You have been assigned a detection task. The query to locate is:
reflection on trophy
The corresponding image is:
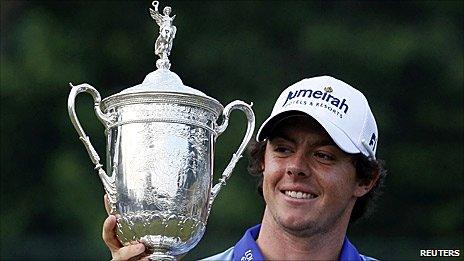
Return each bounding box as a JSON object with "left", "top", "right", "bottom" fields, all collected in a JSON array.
[{"left": 67, "top": 1, "right": 255, "bottom": 260}]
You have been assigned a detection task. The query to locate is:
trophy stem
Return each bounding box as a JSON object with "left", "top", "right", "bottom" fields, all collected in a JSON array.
[{"left": 146, "top": 252, "right": 176, "bottom": 261}]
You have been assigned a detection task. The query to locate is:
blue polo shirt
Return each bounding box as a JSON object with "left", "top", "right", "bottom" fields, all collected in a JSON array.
[{"left": 202, "top": 224, "right": 377, "bottom": 261}]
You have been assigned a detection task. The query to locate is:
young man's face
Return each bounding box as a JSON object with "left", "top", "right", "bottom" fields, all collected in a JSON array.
[{"left": 261, "top": 116, "right": 369, "bottom": 237}]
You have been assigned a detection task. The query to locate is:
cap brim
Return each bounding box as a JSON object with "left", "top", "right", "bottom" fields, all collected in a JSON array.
[{"left": 257, "top": 110, "right": 360, "bottom": 154}]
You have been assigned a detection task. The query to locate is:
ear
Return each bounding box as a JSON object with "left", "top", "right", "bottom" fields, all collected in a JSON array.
[{"left": 353, "top": 168, "right": 380, "bottom": 198}]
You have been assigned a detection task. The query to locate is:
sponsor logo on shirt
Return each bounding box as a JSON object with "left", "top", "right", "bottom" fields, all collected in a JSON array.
[{"left": 240, "top": 249, "right": 253, "bottom": 261}]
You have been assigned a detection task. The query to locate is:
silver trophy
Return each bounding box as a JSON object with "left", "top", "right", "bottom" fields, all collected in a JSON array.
[{"left": 67, "top": 1, "right": 255, "bottom": 260}]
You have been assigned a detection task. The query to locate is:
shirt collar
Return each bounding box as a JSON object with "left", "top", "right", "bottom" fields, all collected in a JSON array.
[
  {"left": 339, "top": 236, "right": 363, "bottom": 261},
  {"left": 233, "top": 224, "right": 363, "bottom": 261}
]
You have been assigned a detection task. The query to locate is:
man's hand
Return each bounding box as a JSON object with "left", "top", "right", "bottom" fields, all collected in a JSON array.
[{"left": 102, "top": 194, "right": 147, "bottom": 260}]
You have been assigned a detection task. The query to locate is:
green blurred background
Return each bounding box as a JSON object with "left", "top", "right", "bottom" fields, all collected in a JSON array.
[{"left": 1, "top": 0, "right": 462, "bottom": 260}]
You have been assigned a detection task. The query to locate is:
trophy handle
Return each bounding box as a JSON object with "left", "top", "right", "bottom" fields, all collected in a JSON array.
[
  {"left": 208, "top": 100, "right": 255, "bottom": 214},
  {"left": 67, "top": 83, "right": 117, "bottom": 213}
]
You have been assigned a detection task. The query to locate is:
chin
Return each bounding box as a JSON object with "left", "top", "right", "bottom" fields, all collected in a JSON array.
[
  {"left": 281, "top": 220, "right": 320, "bottom": 237},
  {"left": 277, "top": 214, "right": 318, "bottom": 233}
]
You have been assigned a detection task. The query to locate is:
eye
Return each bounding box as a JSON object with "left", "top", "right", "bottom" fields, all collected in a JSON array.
[
  {"left": 274, "top": 146, "right": 291, "bottom": 154},
  {"left": 313, "top": 151, "right": 335, "bottom": 162}
]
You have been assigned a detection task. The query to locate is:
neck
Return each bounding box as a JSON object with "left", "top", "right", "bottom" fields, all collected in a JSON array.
[{"left": 256, "top": 208, "right": 349, "bottom": 260}]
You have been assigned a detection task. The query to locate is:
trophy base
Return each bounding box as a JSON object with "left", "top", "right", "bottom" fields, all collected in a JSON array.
[{"left": 147, "top": 252, "right": 176, "bottom": 261}]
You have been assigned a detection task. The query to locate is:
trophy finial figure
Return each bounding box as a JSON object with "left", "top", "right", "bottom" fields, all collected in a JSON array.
[{"left": 149, "top": 1, "right": 177, "bottom": 70}]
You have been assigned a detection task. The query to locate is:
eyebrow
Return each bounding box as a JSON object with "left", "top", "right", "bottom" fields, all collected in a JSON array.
[{"left": 269, "top": 132, "right": 296, "bottom": 144}]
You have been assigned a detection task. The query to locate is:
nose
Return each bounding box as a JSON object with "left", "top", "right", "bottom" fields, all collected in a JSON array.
[{"left": 285, "top": 152, "right": 308, "bottom": 177}]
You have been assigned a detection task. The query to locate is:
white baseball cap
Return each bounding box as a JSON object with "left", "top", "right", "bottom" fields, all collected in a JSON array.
[{"left": 256, "top": 76, "right": 378, "bottom": 159}]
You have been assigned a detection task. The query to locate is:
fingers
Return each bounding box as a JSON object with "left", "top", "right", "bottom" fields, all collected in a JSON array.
[
  {"left": 104, "top": 194, "right": 111, "bottom": 215},
  {"left": 102, "top": 215, "right": 123, "bottom": 251},
  {"left": 102, "top": 215, "right": 146, "bottom": 260}
]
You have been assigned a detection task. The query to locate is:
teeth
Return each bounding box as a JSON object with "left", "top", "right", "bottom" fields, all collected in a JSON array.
[{"left": 284, "top": 190, "right": 316, "bottom": 199}]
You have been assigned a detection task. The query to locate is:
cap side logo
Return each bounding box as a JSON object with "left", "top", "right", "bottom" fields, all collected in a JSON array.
[
  {"left": 369, "top": 133, "right": 377, "bottom": 151},
  {"left": 324, "top": 86, "right": 333, "bottom": 92}
]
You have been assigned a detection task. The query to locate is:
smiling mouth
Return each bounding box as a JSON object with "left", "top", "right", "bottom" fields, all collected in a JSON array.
[{"left": 283, "top": 190, "right": 318, "bottom": 199}]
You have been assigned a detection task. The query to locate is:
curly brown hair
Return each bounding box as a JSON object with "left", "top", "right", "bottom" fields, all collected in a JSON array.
[{"left": 247, "top": 139, "right": 387, "bottom": 223}]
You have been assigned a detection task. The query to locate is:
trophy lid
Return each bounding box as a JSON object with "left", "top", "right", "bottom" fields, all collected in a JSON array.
[{"left": 118, "top": 69, "right": 207, "bottom": 97}]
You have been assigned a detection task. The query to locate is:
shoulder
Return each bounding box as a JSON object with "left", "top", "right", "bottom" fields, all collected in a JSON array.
[
  {"left": 199, "top": 247, "right": 234, "bottom": 261},
  {"left": 360, "top": 254, "right": 379, "bottom": 261}
]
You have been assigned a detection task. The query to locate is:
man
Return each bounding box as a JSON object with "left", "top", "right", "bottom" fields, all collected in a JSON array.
[{"left": 102, "top": 75, "right": 387, "bottom": 260}]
